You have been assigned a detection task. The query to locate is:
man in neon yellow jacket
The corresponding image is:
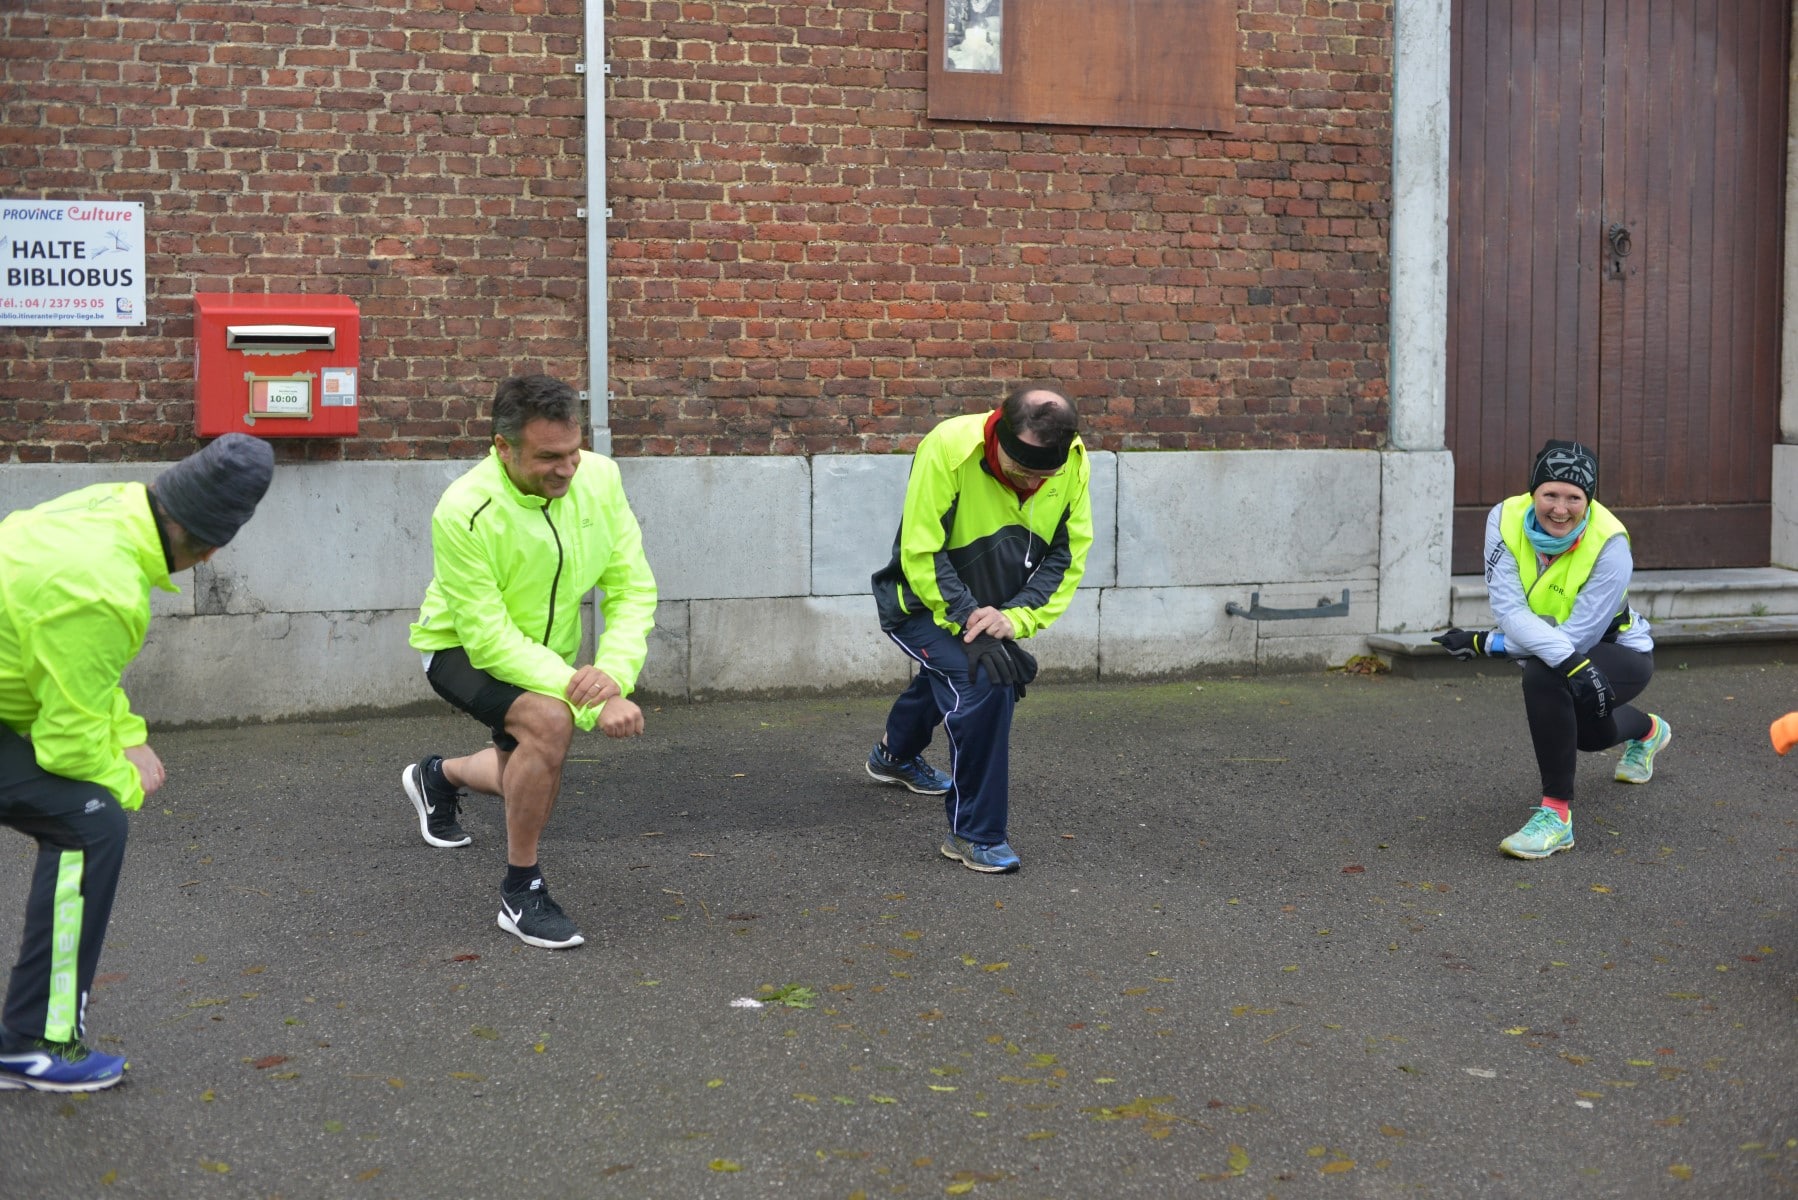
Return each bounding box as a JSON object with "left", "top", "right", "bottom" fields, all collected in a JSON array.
[
  {"left": 866, "top": 386, "right": 1092, "bottom": 873},
  {"left": 405, "top": 375, "right": 657, "bottom": 950},
  {"left": 0, "top": 434, "right": 274, "bottom": 1091}
]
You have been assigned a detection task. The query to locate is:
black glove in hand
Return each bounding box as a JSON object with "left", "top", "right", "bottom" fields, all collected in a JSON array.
[
  {"left": 1555, "top": 654, "right": 1615, "bottom": 721},
  {"left": 1431, "top": 628, "right": 1493, "bottom": 662},
  {"left": 1002, "top": 640, "right": 1038, "bottom": 700},
  {"left": 964, "top": 634, "right": 1021, "bottom": 691}
]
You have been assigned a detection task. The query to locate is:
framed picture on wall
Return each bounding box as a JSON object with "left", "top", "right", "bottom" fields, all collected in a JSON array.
[
  {"left": 944, "top": 0, "right": 1004, "bottom": 73},
  {"left": 927, "top": 0, "right": 1236, "bottom": 132}
]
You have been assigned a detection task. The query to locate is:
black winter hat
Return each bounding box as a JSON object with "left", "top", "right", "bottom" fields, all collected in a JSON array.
[
  {"left": 1529, "top": 439, "right": 1598, "bottom": 500},
  {"left": 153, "top": 433, "right": 275, "bottom": 547}
]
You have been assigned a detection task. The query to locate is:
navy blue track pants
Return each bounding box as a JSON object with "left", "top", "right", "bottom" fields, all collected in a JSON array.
[{"left": 882, "top": 612, "right": 1017, "bottom": 846}]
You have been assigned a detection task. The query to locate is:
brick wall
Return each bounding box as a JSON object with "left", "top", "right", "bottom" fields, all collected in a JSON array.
[{"left": 1, "top": 0, "right": 1392, "bottom": 463}]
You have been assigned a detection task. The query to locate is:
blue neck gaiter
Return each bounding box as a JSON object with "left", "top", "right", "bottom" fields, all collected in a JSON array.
[{"left": 1524, "top": 507, "right": 1587, "bottom": 557}]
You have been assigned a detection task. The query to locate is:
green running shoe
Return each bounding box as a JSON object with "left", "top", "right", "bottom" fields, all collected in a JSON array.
[
  {"left": 1614, "top": 716, "right": 1671, "bottom": 784},
  {"left": 1499, "top": 806, "right": 1575, "bottom": 859}
]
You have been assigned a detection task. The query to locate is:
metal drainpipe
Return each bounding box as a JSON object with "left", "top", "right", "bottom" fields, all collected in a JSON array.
[{"left": 583, "top": 0, "right": 611, "bottom": 455}]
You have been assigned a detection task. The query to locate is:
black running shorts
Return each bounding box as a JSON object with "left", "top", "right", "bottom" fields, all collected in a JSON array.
[{"left": 424, "top": 646, "right": 525, "bottom": 753}]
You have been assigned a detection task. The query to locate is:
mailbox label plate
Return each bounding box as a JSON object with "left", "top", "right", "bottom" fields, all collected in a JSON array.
[{"left": 247, "top": 374, "right": 312, "bottom": 420}]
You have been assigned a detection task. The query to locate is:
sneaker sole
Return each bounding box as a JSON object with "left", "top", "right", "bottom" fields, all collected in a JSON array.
[
  {"left": 496, "top": 910, "right": 585, "bottom": 950},
  {"left": 0, "top": 1070, "right": 124, "bottom": 1092},
  {"left": 1499, "top": 837, "right": 1575, "bottom": 860},
  {"left": 940, "top": 843, "right": 1019, "bottom": 873},
  {"left": 401, "top": 765, "right": 472, "bottom": 849},
  {"left": 866, "top": 761, "right": 949, "bottom": 795}
]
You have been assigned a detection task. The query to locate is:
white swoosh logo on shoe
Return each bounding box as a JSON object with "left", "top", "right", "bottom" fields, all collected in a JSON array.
[
  {"left": 0, "top": 1052, "right": 55, "bottom": 1076},
  {"left": 501, "top": 899, "right": 523, "bottom": 923}
]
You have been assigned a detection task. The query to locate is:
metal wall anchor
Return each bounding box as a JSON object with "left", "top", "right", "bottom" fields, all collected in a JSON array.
[{"left": 1225, "top": 589, "right": 1351, "bottom": 621}]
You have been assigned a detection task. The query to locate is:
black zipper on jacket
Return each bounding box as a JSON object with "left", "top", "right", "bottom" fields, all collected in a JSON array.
[{"left": 541, "top": 503, "right": 564, "bottom": 644}]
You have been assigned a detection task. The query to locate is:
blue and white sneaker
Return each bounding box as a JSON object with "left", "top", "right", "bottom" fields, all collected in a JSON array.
[
  {"left": 941, "top": 833, "right": 1021, "bottom": 874},
  {"left": 0, "top": 1037, "right": 126, "bottom": 1092},
  {"left": 866, "top": 743, "right": 952, "bottom": 795}
]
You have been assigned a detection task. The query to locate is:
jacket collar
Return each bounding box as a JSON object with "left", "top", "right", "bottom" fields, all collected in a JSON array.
[
  {"left": 488, "top": 446, "right": 551, "bottom": 508},
  {"left": 135, "top": 485, "right": 178, "bottom": 593}
]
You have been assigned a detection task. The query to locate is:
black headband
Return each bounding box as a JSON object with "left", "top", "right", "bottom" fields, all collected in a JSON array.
[{"left": 996, "top": 415, "right": 1069, "bottom": 472}]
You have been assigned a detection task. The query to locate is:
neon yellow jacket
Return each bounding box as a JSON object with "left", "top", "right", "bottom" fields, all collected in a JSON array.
[
  {"left": 0, "top": 482, "right": 170, "bottom": 811},
  {"left": 872, "top": 412, "right": 1093, "bottom": 637},
  {"left": 410, "top": 449, "right": 657, "bottom": 730}
]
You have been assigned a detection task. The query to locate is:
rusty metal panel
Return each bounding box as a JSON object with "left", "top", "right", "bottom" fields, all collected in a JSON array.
[{"left": 928, "top": 0, "right": 1236, "bottom": 132}]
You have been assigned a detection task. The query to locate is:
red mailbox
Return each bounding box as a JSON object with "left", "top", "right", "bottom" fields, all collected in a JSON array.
[{"left": 194, "top": 293, "right": 360, "bottom": 437}]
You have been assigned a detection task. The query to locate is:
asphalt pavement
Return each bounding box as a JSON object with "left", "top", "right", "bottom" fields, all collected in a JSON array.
[{"left": 1, "top": 660, "right": 1795, "bottom": 1199}]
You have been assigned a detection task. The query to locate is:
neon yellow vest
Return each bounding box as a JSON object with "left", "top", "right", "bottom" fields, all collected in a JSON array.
[{"left": 1498, "top": 493, "right": 1629, "bottom": 625}]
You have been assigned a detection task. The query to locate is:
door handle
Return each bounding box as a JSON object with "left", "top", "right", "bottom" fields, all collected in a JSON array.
[{"left": 1607, "top": 222, "right": 1632, "bottom": 279}]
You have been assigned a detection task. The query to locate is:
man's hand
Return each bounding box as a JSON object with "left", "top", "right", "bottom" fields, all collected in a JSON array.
[
  {"left": 1555, "top": 654, "right": 1616, "bottom": 722},
  {"left": 124, "top": 743, "right": 165, "bottom": 796},
  {"left": 964, "top": 634, "right": 1021, "bottom": 690},
  {"left": 1431, "top": 628, "right": 1495, "bottom": 661},
  {"left": 597, "top": 696, "right": 644, "bottom": 739},
  {"left": 566, "top": 666, "right": 622, "bottom": 711},
  {"left": 961, "top": 606, "right": 1016, "bottom": 642}
]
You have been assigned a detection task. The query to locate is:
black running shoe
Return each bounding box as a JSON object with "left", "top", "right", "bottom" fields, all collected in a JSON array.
[
  {"left": 497, "top": 882, "right": 585, "bottom": 950},
  {"left": 401, "top": 755, "right": 471, "bottom": 848}
]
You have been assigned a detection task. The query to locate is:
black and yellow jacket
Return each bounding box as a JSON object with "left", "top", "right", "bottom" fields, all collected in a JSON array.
[{"left": 873, "top": 412, "right": 1093, "bottom": 637}]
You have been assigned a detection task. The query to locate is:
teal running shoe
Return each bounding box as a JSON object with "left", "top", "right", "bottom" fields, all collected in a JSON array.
[
  {"left": 1614, "top": 716, "right": 1671, "bottom": 784},
  {"left": 1500, "top": 806, "right": 1575, "bottom": 859},
  {"left": 940, "top": 834, "right": 1020, "bottom": 873}
]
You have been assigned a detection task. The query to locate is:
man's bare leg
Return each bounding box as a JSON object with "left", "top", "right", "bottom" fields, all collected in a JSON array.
[
  {"left": 490, "top": 693, "right": 583, "bottom": 949},
  {"left": 495, "top": 692, "right": 572, "bottom": 867},
  {"left": 440, "top": 747, "right": 503, "bottom": 796}
]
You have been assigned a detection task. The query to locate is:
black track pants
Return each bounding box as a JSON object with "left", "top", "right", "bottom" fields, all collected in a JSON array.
[{"left": 0, "top": 725, "right": 128, "bottom": 1044}]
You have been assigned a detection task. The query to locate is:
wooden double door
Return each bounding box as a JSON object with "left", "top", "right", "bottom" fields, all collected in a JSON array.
[{"left": 1448, "top": 0, "right": 1789, "bottom": 572}]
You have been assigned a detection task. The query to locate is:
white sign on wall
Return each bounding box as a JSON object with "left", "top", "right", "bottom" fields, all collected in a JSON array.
[{"left": 0, "top": 200, "right": 147, "bottom": 327}]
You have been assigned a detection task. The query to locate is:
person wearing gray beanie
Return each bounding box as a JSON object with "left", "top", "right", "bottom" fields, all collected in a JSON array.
[
  {"left": 0, "top": 435, "right": 274, "bottom": 1091},
  {"left": 149, "top": 432, "right": 275, "bottom": 552}
]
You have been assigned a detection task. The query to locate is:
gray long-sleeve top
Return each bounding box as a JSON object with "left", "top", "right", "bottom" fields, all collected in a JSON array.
[{"left": 1482, "top": 501, "right": 1654, "bottom": 664}]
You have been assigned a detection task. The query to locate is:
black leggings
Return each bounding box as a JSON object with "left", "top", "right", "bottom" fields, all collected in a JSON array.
[{"left": 1521, "top": 642, "right": 1655, "bottom": 803}]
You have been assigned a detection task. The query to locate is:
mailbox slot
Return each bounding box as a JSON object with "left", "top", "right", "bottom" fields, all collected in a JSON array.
[{"left": 227, "top": 324, "right": 337, "bottom": 354}]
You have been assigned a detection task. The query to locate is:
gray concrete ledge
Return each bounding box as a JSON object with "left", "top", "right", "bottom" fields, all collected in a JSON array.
[
  {"left": 1450, "top": 568, "right": 1798, "bottom": 625},
  {"left": 1370, "top": 616, "right": 1798, "bottom": 678}
]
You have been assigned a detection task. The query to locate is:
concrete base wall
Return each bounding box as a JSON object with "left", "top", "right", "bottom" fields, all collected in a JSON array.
[{"left": 1, "top": 449, "right": 1446, "bottom": 723}]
